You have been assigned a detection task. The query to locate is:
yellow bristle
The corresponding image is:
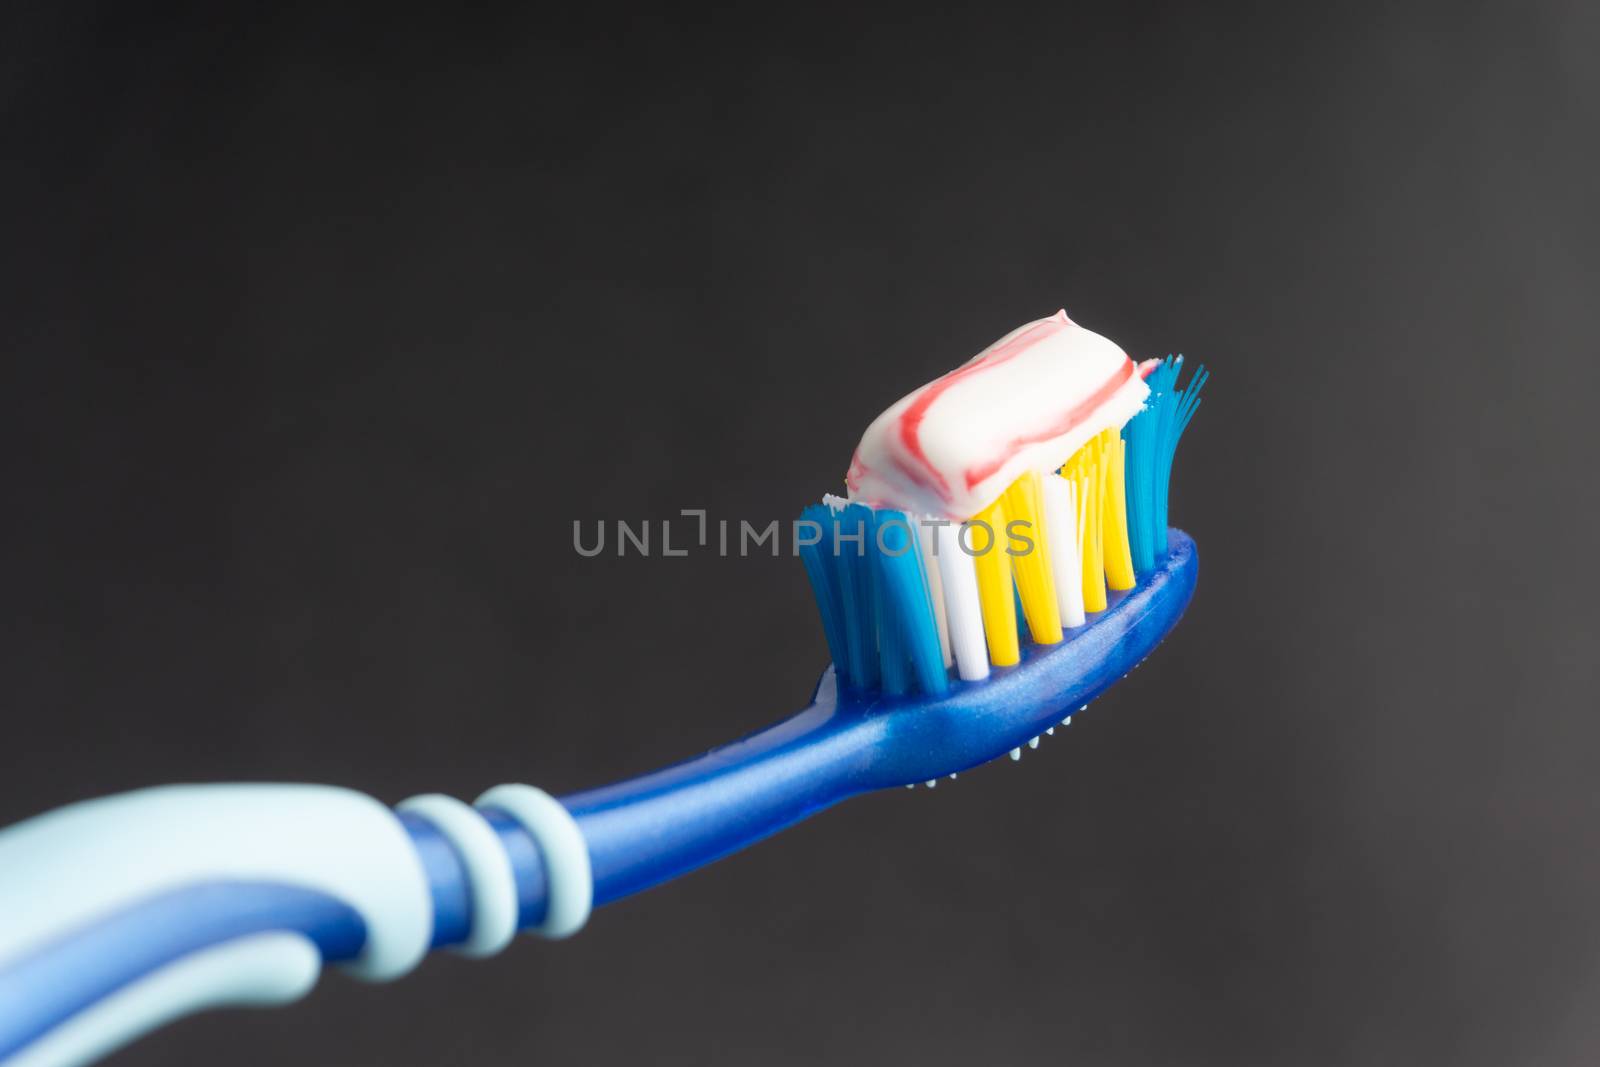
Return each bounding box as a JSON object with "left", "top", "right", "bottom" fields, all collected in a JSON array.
[
  {"left": 969, "top": 497, "right": 1020, "bottom": 667},
  {"left": 1102, "top": 431, "right": 1136, "bottom": 591},
  {"left": 1074, "top": 435, "right": 1108, "bottom": 613},
  {"left": 1001, "top": 471, "right": 1063, "bottom": 645}
]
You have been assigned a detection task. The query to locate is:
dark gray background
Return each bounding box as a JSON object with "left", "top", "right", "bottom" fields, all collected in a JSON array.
[{"left": 3, "top": 3, "right": 1597, "bottom": 1065}]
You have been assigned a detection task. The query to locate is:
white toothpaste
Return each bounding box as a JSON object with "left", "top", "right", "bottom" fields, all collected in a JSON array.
[{"left": 845, "top": 310, "right": 1150, "bottom": 520}]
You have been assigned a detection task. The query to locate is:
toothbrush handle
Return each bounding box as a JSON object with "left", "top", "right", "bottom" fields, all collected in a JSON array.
[
  {"left": 0, "top": 726, "right": 864, "bottom": 1067},
  {"left": 0, "top": 784, "right": 437, "bottom": 1067},
  {"left": 0, "top": 535, "right": 1199, "bottom": 1066}
]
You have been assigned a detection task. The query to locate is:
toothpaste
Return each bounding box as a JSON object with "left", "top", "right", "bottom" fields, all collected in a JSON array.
[{"left": 845, "top": 310, "right": 1151, "bottom": 520}]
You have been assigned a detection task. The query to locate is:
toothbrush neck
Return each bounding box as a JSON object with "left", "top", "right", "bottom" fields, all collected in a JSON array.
[{"left": 562, "top": 679, "right": 879, "bottom": 907}]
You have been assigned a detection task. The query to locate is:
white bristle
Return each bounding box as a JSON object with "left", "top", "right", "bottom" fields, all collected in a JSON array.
[
  {"left": 934, "top": 521, "right": 989, "bottom": 681},
  {"left": 1041, "top": 473, "right": 1086, "bottom": 628},
  {"left": 915, "top": 517, "right": 954, "bottom": 669}
]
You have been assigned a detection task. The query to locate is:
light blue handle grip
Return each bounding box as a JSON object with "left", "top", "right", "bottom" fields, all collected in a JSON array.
[
  {"left": 5, "top": 933, "right": 319, "bottom": 1067},
  {"left": 0, "top": 784, "right": 434, "bottom": 1067}
]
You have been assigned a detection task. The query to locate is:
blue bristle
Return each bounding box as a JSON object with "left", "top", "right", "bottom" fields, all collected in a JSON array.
[
  {"left": 869, "top": 511, "right": 912, "bottom": 696},
  {"left": 1158, "top": 364, "right": 1206, "bottom": 537},
  {"left": 798, "top": 503, "right": 850, "bottom": 681},
  {"left": 835, "top": 504, "right": 880, "bottom": 691},
  {"left": 898, "top": 521, "right": 949, "bottom": 696},
  {"left": 1122, "top": 355, "right": 1206, "bottom": 572},
  {"left": 873, "top": 510, "right": 949, "bottom": 697},
  {"left": 797, "top": 501, "right": 952, "bottom": 698}
]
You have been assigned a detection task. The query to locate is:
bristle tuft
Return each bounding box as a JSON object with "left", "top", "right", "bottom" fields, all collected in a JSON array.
[
  {"left": 1103, "top": 434, "right": 1136, "bottom": 591},
  {"left": 1123, "top": 356, "right": 1207, "bottom": 573},
  {"left": 873, "top": 509, "right": 949, "bottom": 696},
  {"left": 1003, "top": 471, "right": 1064, "bottom": 645},
  {"left": 971, "top": 496, "right": 1020, "bottom": 667}
]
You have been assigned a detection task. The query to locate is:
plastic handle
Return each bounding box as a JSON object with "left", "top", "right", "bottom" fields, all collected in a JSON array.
[
  {"left": 0, "top": 784, "right": 435, "bottom": 1066},
  {"left": 5, "top": 934, "right": 320, "bottom": 1067}
]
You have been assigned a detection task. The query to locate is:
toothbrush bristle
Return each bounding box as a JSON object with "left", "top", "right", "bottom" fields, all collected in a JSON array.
[
  {"left": 971, "top": 494, "right": 1019, "bottom": 667},
  {"left": 801, "top": 501, "right": 950, "bottom": 697},
  {"left": 1004, "top": 471, "right": 1064, "bottom": 645},
  {"left": 801, "top": 355, "right": 1206, "bottom": 698},
  {"left": 1125, "top": 355, "right": 1207, "bottom": 573}
]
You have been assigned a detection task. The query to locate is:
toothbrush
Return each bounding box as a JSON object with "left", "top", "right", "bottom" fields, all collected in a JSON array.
[{"left": 0, "top": 314, "right": 1205, "bottom": 1067}]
